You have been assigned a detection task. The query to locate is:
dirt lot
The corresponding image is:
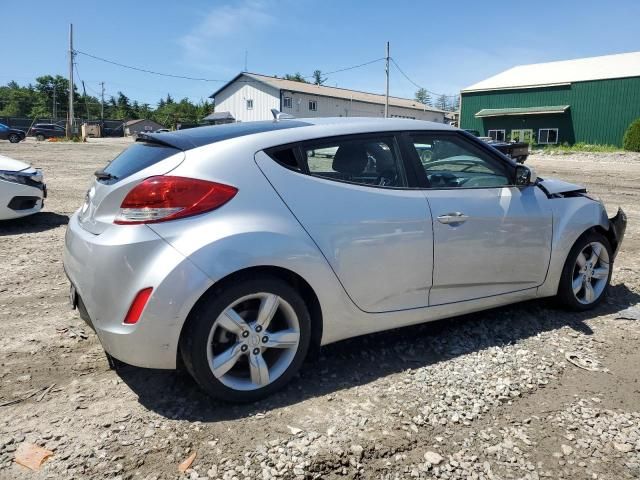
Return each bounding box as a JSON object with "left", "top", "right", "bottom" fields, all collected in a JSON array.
[{"left": 1, "top": 139, "right": 639, "bottom": 480}]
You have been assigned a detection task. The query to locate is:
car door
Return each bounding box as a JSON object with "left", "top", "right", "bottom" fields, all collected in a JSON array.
[
  {"left": 406, "top": 132, "right": 552, "bottom": 306},
  {"left": 255, "top": 133, "right": 433, "bottom": 313},
  {"left": 0, "top": 123, "right": 9, "bottom": 140}
]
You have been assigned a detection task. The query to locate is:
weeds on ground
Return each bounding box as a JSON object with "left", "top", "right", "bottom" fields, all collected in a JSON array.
[{"left": 538, "top": 142, "right": 622, "bottom": 154}]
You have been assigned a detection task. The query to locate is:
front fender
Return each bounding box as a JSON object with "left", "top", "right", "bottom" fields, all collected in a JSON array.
[{"left": 537, "top": 197, "right": 609, "bottom": 297}]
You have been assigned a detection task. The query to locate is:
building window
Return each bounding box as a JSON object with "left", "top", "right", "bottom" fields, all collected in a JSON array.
[
  {"left": 308, "top": 100, "right": 317, "bottom": 111},
  {"left": 246, "top": 99, "right": 254, "bottom": 110},
  {"left": 538, "top": 128, "right": 558, "bottom": 144},
  {"left": 488, "top": 129, "right": 506, "bottom": 142},
  {"left": 511, "top": 129, "right": 533, "bottom": 143},
  {"left": 283, "top": 97, "right": 292, "bottom": 109}
]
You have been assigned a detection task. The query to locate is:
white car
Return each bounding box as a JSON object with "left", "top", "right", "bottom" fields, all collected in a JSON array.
[{"left": 0, "top": 154, "right": 47, "bottom": 220}]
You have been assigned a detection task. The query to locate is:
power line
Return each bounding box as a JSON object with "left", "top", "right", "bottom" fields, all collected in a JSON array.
[
  {"left": 304, "top": 57, "right": 385, "bottom": 80},
  {"left": 75, "top": 48, "right": 385, "bottom": 85},
  {"left": 75, "top": 50, "right": 229, "bottom": 82},
  {"left": 390, "top": 57, "right": 458, "bottom": 99}
]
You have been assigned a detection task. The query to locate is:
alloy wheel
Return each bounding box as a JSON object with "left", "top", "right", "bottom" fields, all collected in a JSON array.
[
  {"left": 572, "top": 241, "right": 610, "bottom": 305},
  {"left": 206, "top": 292, "right": 300, "bottom": 391}
]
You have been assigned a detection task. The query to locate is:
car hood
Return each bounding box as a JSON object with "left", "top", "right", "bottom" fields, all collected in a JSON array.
[
  {"left": 537, "top": 177, "right": 586, "bottom": 195},
  {"left": 0, "top": 154, "right": 35, "bottom": 173}
]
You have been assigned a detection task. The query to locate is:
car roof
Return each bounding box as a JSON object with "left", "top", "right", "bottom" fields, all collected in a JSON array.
[{"left": 142, "top": 117, "right": 456, "bottom": 151}]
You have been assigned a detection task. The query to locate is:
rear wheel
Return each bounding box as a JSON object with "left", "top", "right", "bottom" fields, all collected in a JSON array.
[
  {"left": 557, "top": 232, "right": 612, "bottom": 310},
  {"left": 8, "top": 133, "right": 20, "bottom": 143},
  {"left": 36, "top": 134, "right": 45, "bottom": 141},
  {"left": 181, "top": 275, "right": 311, "bottom": 402}
]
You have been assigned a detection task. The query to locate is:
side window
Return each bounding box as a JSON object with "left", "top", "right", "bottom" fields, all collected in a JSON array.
[
  {"left": 410, "top": 134, "right": 511, "bottom": 189},
  {"left": 303, "top": 136, "right": 407, "bottom": 188}
]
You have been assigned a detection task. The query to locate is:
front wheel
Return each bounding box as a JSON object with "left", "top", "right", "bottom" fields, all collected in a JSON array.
[
  {"left": 557, "top": 232, "right": 612, "bottom": 310},
  {"left": 180, "top": 275, "right": 311, "bottom": 402},
  {"left": 8, "top": 133, "right": 20, "bottom": 143},
  {"left": 36, "top": 134, "right": 45, "bottom": 141}
]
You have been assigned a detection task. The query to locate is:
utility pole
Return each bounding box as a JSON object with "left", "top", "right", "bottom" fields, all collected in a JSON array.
[
  {"left": 100, "top": 82, "right": 105, "bottom": 122},
  {"left": 244, "top": 50, "right": 248, "bottom": 72},
  {"left": 384, "top": 41, "right": 390, "bottom": 118},
  {"left": 53, "top": 83, "right": 57, "bottom": 120},
  {"left": 67, "top": 23, "right": 75, "bottom": 137}
]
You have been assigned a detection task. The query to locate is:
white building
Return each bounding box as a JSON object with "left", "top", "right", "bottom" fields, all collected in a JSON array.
[{"left": 210, "top": 72, "right": 446, "bottom": 123}]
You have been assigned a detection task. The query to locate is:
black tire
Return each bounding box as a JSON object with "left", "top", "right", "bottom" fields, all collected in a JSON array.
[
  {"left": 180, "top": 275, "right": 311, "bottom": 402},
  {"left": 8, "top": 134, "right": 20, "bottom": 143},
  {"left": 36, "top": 134, "right": 45, "bottom": 141},
  {"left": 556, "top": 231, "right": 613, "bottom": 311}
]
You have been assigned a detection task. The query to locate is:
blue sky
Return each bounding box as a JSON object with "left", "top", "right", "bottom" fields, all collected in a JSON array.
[{"left": 2, "top": 0, "right": 639, "bottom": 106}]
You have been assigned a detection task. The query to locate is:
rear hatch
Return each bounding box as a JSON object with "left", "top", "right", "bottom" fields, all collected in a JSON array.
[{"left": 78, "top": 139, "right": 185, "bottom": 234}]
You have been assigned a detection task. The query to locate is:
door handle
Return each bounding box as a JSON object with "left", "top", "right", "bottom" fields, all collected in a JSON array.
[{"left": 437, "top": 212, "right": 469, "bottom": 224}]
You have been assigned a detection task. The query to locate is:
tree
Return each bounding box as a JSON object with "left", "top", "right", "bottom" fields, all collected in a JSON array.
[
  {"left": 435, "top": 94, "right": 449, "bottom": 111},
  {"left": 0, "top": 76, "right": 212, "bottom": 126},
  {"left": 623, "top": 118, "right": 640, "bottom": 152},
  {"left": 115, "top": 91, "right": 133, "bottom": 119},
  {"left": 283, "top": 72, "right": 308, "bottom": 83},
  {"left": 452, "top": 95, "right": 460, "bottom": 112},
  {"left": 414, "top": 88, "right": 432, "bottom": 106},
  {"left": 312, "top": 70, "right": 327, "bottom": 86}
]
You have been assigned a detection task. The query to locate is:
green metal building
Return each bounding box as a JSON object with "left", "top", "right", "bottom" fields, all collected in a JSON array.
[{"left": 460, "top": 51, "right": 640, "bottom": 147}]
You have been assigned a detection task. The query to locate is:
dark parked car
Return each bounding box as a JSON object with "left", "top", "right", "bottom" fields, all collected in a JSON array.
[
  {"left": 0, "top": 123, "right": 26, "bottom": 143},
  {"left": 29, "top": 123, "right": 66, "bottom": 141},
  {"left": 464, "top": 129, "right": 529, "bottom": 164}
]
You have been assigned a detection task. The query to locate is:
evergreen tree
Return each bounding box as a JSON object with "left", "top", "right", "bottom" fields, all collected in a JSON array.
[{"left": 414, "top": 88, "right": 432, "bottom": 106}]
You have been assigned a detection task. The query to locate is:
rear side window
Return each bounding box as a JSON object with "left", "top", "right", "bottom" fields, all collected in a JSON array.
[
  {"left": 102, "top": 142, "right": 180, "bottom": 183},
  {"left": 303, "top": 136, "right": 407, "bottom": 188}
]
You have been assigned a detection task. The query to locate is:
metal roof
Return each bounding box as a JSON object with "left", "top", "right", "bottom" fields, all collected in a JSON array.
[
  {"left": 475, "top": 105, "right": 570, "bottom": 117},
  {"left": 463, "top": 51, "right": 640, "bottom": 92},
  {"left": 210, "top": 72, "right": 446, "bottom": 113}
]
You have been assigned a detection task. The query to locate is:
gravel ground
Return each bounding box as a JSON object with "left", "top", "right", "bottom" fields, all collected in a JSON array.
[{"left": 0, "top": 139, "right": 639, "bottom": 480}]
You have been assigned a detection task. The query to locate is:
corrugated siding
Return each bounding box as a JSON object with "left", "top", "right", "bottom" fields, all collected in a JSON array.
[
  {"left": 460, "top": 77, "right": 640, "bottom": 146},
  {"left": 281, "top": 92, "right": 445, "bottom": 122},
  {"left": 215, "top": 81, "right": 280, "bottom": 122}
]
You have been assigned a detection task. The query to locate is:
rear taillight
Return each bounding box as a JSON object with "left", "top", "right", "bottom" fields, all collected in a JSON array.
[
  {"left": 114, "top": 176, "right": 237, "bottom": 225},
  {"left": 123, "top": 287, "right": 153, "bottom": 324}
]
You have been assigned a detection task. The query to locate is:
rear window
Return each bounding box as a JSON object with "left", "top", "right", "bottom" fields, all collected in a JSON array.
[{"left": 102, "top": 142, "right": 180, "bottom": 183}]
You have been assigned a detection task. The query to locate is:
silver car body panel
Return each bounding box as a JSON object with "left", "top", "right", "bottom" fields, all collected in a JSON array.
[
  {"left": 537, "top": 178, "right": 586, "bottom": 195},
  {"left": 255, "top": 151, "right": 433, "bottom": 313},
  {"left": 62, "top": 117, "right": 618, "bottom": 369},
  {"left": 425, "top": 185, "right": 552, "bottom": 305}
]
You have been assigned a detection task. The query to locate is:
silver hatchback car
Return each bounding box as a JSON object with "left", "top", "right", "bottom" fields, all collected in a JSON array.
[{"left": 63, "top": 117, "right": 626, "bottom": 402}]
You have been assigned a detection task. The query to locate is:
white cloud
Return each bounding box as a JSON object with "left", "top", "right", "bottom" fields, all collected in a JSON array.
[{"left": 179, "top": 1, "right": 274, "bottom": 62}]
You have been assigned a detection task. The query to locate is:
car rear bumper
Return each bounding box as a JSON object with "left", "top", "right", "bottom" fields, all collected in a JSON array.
[
  {"left": 63, "top": 212, "right": 213, "bottom": 369},
  {"left": 609, "top": 207, "right": 627, "bottom": 259}
]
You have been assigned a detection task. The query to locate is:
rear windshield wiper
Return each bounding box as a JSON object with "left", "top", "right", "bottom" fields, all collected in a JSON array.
[{"left": 94, "top": 170, "right": 118, "bottom": 181}]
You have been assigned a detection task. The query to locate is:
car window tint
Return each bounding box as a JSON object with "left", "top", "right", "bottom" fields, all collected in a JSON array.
[
  {"left": 102, "top": 142, "right": 180, "bottom": 183},
  {"left": 302, "top": 137, "right": 407, "bottom": 188},
  {"left": 267, "top": 148, "right": 300, "bottom": 171},
  {"left": 410, "top": 134, "right": 510, "bottom": 189}
]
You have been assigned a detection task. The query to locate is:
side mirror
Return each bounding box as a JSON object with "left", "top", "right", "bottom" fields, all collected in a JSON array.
[{"left": 515, "top": 165, "right": 537, "bottom": 186}]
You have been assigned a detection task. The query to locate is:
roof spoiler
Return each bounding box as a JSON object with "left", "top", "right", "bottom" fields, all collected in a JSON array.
[{"left": 271, "top": 108, "right": 296, "bottom": 122}]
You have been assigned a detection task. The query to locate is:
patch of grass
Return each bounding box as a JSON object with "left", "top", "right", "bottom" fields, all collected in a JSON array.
[{"left": 538, "top": 142, "right": 622, "bottom": 154}]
